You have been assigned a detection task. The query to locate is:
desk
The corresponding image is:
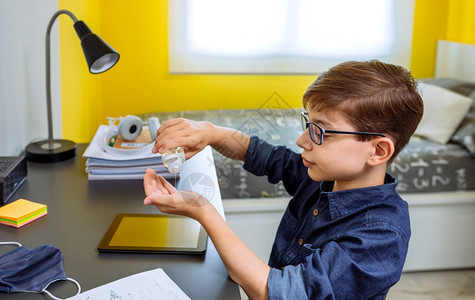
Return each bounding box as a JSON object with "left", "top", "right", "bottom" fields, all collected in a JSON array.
[{"left": 0, "top": 145, "right": 240, "bottom": 299}]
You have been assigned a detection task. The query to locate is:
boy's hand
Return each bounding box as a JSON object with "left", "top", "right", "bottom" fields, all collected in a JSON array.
[
  {"left": 143, "top": 169, "right": 209, "bottom": 221},
  {"left": 152, "top": 118, "right": 214, "bottom": 160},
  {"left": 151, "top": 117, "right": 250, "bottom": 162}
]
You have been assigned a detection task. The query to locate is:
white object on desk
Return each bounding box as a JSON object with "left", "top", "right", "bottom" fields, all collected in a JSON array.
[
  {"left": 178, "top": 146, "right": 225, "bottom": 219},
  {"left": 84, "top": 125, "right": 159, "bottom": 160},
  {"left": 83, "top": 125, "right": 179, "bottom": 180},
  {"left": 66, "top": 268, "right": 190, "bottom": 300}
]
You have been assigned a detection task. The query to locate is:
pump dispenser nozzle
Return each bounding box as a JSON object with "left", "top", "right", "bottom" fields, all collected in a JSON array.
[{"left": 162, "top": 147, "right": 185, "bottom": 173}]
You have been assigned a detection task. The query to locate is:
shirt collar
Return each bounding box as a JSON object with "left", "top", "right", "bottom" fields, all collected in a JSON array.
[{"left": 320, "top": 174, "right": 399, "bottom": 220}]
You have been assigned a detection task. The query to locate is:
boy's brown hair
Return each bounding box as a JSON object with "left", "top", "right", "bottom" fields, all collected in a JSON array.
[{"left": 302, "top": 60, "right": 423, "bottom": 162}]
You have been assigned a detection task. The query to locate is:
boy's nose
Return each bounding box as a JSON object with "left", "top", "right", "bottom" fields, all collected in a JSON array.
[{"left": 297, "top": 130, "right": 312, "bottom": 150}]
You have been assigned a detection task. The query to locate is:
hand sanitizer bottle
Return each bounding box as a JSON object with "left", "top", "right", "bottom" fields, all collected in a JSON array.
[{"left": 162, "top": 147, "right": 185, "bottom": 173}]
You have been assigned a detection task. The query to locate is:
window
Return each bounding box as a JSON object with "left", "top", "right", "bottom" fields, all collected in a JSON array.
[{"left": 169, "top": 0, "right": 415, "bottom": 74}]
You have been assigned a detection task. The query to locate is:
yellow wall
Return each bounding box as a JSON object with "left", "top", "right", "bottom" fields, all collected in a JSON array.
[
  {"left": 410, "top": 0, "right": 475, "bottom": 78},
  {"left": 59, "top": 1, "right": 103, "bottom": 143},
  {"left": 59, "top": 0, "right": 475, "bottom": 143},
  {"left": 446, "top": 0, "right": 475, "bottom": 44},
  {"left": 409, "top": 0, "right": 450, "bottom": 78}
]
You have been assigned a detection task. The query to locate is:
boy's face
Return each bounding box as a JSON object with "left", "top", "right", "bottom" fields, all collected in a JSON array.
[{"left": 297, "top": 108, "right": 377, "bottom": 190}]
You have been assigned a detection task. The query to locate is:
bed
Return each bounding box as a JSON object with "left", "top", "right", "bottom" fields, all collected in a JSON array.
[{"left": 141, "top": 40, "right": 475, "bottom": 271}]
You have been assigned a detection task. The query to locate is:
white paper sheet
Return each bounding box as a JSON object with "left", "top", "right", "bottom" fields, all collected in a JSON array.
[{"left": 67, "top": 268, "right": 190, "bottom": 300}]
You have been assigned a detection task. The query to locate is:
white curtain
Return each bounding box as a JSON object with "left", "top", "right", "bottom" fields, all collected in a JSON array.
[{"left": 169, "top": 0, "right": 415, "bottom": 74}]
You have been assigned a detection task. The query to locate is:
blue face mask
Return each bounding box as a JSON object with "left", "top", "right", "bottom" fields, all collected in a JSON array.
[{"left": 0, "top": 242, "right": 81, "bottom": 299}]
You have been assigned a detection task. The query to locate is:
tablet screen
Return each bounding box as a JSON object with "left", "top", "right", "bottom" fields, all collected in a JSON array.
[{"left": 98, "top": 214, "right": 207, "bottom": 254}]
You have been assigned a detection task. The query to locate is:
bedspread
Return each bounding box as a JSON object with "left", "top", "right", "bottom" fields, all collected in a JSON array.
[{"left": 141, "top": 107, "right": 475, "bottom": 198}]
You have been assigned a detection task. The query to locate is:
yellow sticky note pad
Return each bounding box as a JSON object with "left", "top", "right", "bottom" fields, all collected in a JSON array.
[{"left": 0, "top": 198, "right": 47, "bottom": 228}]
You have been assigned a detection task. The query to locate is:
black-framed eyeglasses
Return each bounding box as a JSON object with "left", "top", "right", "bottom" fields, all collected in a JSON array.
[{"left": 301, "top": 112, "right": 385, "bottom": 145}]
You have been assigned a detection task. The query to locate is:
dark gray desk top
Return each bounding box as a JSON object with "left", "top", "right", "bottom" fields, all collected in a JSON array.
[{"left": 0, "top": 144, "right": 240, "bottom": 299}]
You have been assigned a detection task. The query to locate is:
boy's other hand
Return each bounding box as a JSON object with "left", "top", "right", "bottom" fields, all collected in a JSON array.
[{"left": 143, "top": 169, "right": 209, "bottom": 221}]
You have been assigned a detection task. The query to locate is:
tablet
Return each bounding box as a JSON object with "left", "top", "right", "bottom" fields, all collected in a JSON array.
[{"left": 98, "top": 214, "right": 207, "bottom": 254}]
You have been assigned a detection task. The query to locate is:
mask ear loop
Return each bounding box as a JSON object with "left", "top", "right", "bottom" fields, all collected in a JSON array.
[
  {"left": 0, "top": 242, "right": 22, "bottom": 247},
  {"left": 42, "top": 277, "right": 81, "bottom": 300}
]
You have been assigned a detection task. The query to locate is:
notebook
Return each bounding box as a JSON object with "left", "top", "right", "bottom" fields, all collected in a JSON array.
[{"left": 0, "top": 198, "right": 47, "bottom": 228}]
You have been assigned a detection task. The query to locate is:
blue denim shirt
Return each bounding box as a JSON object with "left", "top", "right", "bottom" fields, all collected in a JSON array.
[{"left": 243, "top": 136, "right": 410, "bottom": 299}]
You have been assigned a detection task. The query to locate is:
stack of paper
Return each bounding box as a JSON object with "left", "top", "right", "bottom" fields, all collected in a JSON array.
[
  {"left": 0, "top": 198, "right": 47, "bottom": 228},
  {"left": 83, "top": 125, "right": 175, "bottom": 180}
]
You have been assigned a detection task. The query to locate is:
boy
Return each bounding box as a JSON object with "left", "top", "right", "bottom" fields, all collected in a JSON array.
[{"left": 143, "top": 60, "right": 424, "bottom": 299}]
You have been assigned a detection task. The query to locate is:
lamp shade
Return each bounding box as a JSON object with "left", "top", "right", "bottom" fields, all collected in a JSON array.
[{"left": 73, "top": 21, "right": 119, "bottom": 74}]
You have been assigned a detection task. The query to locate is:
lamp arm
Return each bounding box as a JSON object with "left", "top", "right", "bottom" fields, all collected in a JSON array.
[
  {"left": 26, "top": 9, "right": 117, "bottom": 162},
  {"left": 45, "top": 10, "right": 78, "bottom": 149}
]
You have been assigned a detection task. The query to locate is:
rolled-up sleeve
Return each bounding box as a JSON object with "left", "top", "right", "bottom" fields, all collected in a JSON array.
[
  {"left": 268, "top": 265, "right": 311, "bottom": 300},
  {"left": 268, "top": 256, "right": 334, "bottom": 300}
]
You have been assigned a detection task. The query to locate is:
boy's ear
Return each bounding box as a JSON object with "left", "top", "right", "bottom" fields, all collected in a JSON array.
[{"left": 367, "top": 137, "right": 395, "bottom": 166}]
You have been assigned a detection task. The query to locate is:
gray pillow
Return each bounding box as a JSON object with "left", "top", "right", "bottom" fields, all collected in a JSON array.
[
  {"left": 420, "top": 78, "right": 475, "bottom": 156},
  {"left": 451, "top": 90, "right": 475, "bottom": 156},
  {"left": 414, "top": 83, "right": 472, "bottom": 144}
]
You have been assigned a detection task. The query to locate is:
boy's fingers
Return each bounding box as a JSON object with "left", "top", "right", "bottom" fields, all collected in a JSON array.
[
  {"left": 157, "top": 118, "right": 185, "bottom": 135},
  {"left": 154, "top": 175, "right": 170, "bottom": 195},
  {"left": 143, "top": 169, "right": 158, "bottom": 196},
  {"left": 143, "top": 170, "right": 169, "bottom": 196},
  {"left": 144, "top": 197, "right": 154, "bottom": 206},
  {"left": 158, "top": 176, "right": 177, "bottom": 193}
]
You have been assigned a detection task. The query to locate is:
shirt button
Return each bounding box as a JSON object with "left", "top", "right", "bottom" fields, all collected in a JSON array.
[
  {"left": 298, "top": 238, "right": 304, "bottom": 246},
  {"left": 313, "top": 208, "right": 319, "bottom": 216}
]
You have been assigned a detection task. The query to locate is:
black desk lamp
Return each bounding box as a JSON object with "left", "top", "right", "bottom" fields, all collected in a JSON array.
[{"left": 25, "top": 10, "right": 119, "bottom": 163}]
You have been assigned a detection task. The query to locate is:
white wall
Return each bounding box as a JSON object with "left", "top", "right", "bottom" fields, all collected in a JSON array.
[{"left": 0, "top": 0, "right": 60, "bottom": 156}]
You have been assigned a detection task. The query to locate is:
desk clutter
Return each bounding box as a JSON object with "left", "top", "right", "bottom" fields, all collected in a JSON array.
[
  {"left": 0, "top": 198, "right": 47, "bottom": 228},
  {"left": 0, "top": 144, "right": 237, "bottom": 299},
  {"left": 83, "top": 124, "right": 177, "bottom": 180}
]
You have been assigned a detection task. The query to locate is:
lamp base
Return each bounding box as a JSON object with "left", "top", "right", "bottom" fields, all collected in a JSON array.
[{"left": 25, "top": 139, "right": 77, "bottom": 163}]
